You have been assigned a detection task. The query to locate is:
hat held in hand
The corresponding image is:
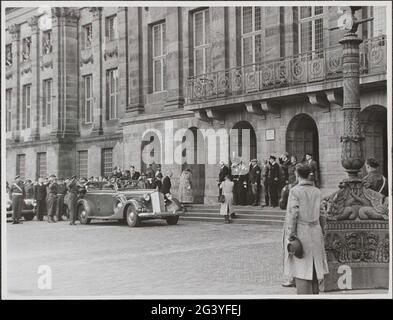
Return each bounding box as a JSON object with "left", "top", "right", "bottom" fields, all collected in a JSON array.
[{"left": 287, "top": 235, "right": 303, "bottom": 259}]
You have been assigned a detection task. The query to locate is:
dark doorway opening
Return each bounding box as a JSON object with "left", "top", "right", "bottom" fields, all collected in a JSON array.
[{"left": 286, "top": 114, "right": 319, "bottom": 164}]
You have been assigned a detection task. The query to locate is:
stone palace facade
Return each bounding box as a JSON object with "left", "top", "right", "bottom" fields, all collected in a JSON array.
[{"left": 5, "top": 6, "right": 387, "bottom": 203}]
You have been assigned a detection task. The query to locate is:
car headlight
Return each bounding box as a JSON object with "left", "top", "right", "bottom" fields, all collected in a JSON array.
[
  {"left": 117, "top": 202, "right": 123, "bottom": 208},
  {"left": 143, "top": 193, "right": 150, "bottom": 201}
]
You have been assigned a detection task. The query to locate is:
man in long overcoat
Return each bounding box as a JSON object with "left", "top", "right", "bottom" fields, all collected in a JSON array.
[{"left": 283, "top": 164, "right": 329, "bottom": 294}]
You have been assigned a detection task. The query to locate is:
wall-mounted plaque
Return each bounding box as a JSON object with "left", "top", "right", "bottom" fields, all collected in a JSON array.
[{"left": 265, "top": 129, "right": 275, "bottom": 141}]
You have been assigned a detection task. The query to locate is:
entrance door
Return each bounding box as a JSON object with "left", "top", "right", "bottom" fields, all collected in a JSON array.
[
  {"left": 182, "top": 127, "right": 205, "bottom": 204},
  {"left": 360, "top": 105, "right": 387, "bottom": 177},
  {"left": 286, "top": 114, "right": 319, "bottom": 164},
  {"left": 230, "top": 121, "right": 257, "bottom": 163}
]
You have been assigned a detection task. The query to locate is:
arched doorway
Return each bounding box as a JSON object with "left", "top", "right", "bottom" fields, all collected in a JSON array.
[
  {"left": 230, "top": 121, "right": 257, "bottom": 164},
  {"left": 360, "top": 105, "right": 387, "bottom": 177},
  {"left": 181, "top": 127, "right": 205, "bottom": 204},
  {"left": 286, "top": 114, "right": 319, "bottom": 164}
]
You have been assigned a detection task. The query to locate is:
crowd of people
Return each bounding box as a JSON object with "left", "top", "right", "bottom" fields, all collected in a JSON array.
[
  {"left": 6, "top": 163, "right": 198, "bottom": 225},
  {"left": 217, "top": 152, "right": 320, "bottom": 223}
]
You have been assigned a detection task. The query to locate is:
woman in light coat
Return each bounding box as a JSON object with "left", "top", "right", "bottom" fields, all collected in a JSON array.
[
  {"left": 283, "top": 164, "right": 329, "bottom": 294},
  {"left": 219, "top": 174, "right": 235, "bottom": 223},
  {"left": 178, "top": 168, "right": 193, "bottom": 212}
]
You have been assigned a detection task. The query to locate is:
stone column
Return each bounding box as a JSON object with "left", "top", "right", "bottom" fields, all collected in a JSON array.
[
  {"left": 164, "top": 7, "right": 184, "bottom": 109},
  {"left": 8, "top": 24, "right": 21, "bottom": 142},
  {"left": 90, "top": 7, "right": 104, "bottom": 135},
  {"left": 126, "top": 7, "right": 144, "bottom": 114},
  {"left": 339, "top": 32, "right": 364, "bottom": 179},
  {"left": 51, "top": 7, "right": 80, "bottom": 139},
  {"left": 117, "top": 7, "right": 129, "bottom": 120},
  {"left": 28, "top": 15, "right": 41, "bottom": 141}
]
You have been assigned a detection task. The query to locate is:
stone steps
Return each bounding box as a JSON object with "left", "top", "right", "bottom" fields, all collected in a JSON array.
[{"left": 180, "top": 204, "right": 286, "bottom": 226}]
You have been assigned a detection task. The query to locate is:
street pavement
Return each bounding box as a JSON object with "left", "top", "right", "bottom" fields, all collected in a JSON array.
[{"left": 4, "top": 218, "right": 388, "bottom": 298}]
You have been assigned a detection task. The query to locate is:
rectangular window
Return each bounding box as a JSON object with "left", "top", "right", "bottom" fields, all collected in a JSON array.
[
  {"left": 37, "top": 152, "right": 47, "bottom": 179},
  {"left": 101, "top": 148, "right": 113, "bottom": 177},
  {"left": 42, "top": 30, "right": 52, "bottom": 54},
  {"left": 16, "top": 154, "right": 26, "bottom": 179},
  {"left": 6, "top": 44, "right": 12, "bottom": 66},
  {"left": 369, "top": 6, "right": 386, "bottom": 37},
  {"left": 105, "top": 15, "right": 118, "bottom": 41},
  {"left": 82, "top": 23, "right": 93, "bottom": 49},
  {"left": 193, "top": 9, "right": 211, "bottom": 76},
  {"left": 22, "top": 37, "right": 31, "bottom": 61},
  {"left": 6, "top": 89, "right": 12, "bottom": 132},
  {"left": 22, "top": 84, "right": 31, "bottom": 129},
  {"left": 78, "top": 150, "right": 89, "bottom": 178},
  {"left": 152, "top": 22, "right": 166, "bottom": 92},
  {"left": 299, "top": 6, "right": 324, "bottom": 55},
  {"left": 106, "top": 69, "right": 118, "bottom": 120},
  {"left": 241, "top": 7, "right": 263, "bottom": 67},
  {"left": 83, "top": 75, "right": 93, "bottom": 123},
  {"left": 42, "top": 79, "right": 52, "bottom": 127}
]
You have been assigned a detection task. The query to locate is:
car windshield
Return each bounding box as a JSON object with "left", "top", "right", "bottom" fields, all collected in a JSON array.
[{"left": 86, "top": 181, "right": 149, "bottom": 191}]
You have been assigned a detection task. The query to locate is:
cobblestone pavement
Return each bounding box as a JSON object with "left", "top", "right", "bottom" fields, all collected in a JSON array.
[{"left": 4, "top": 219, "right": 388, "bottom": 298}]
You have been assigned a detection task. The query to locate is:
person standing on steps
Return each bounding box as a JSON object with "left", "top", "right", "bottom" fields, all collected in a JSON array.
[{"left": 219, "top": 174, "right": 235, "bottom": 224}]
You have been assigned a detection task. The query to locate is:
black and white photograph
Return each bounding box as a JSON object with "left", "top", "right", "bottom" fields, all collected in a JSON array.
[{"left": 1, "top": 1, "right": 392, "bottom": 303}]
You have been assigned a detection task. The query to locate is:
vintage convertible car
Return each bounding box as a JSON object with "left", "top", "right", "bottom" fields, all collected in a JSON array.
[
  {"left": 77, "top": 183, "right": 182, "bottom": 227},
  {"left": 5, "top": 192, "right": 37, "bottom": 221}
]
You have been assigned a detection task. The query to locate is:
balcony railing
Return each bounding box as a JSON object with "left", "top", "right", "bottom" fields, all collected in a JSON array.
[{"left": 186, "top": 36, "right": 386, "bottom": 103}]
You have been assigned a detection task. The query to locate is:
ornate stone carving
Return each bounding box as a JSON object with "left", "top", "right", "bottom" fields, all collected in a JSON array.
[
  {"left": 80, "top": 54, "right": 94, "bottom": 66},
  {"left": 206, "top": 108, "right": 224, "bottom": 121},
  {"left": 89, "top": 7, "right": 102, "bottom": 19},
  {"left": 308, "top": 92, "right": 330, "bottom": 110},
  {"left": 245, "top": 102, "right": 266, "bottom": 119},
  {"left": 21, "top": 65, "right": 32, "bottom": 75},
  {"left": 259, "top": 100, "right": 280, "bottom": 118},
  {"left": 6, "top": 72, "right": 13, "bottom": 80},
  {"left": 321, "top": 180, "right": 388, "bottom": 221},
  {"left": 51, "top": 7, "right": 80, "bottom": 23},
  {"left": 41, "top": 60, "right": 53, "bottom": 70},
  {"left": 28, "top": 15, "right": 40, "bottom": 32},
  {"left": 7, "top": 24, "right": 20, "bottom": 41},
  {"left": 325, "top": 230, "right": 389, "bottom": 264},
  {"left": 104, "top": 47, "right": 118, "bottom": 61}
]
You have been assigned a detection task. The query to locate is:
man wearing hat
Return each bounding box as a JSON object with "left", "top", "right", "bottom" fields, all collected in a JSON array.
[
  {"left": 56, "top": 177, "right": 67, "bottom": 221},
  {"left": 283, "top": 164, "right": 328, "bottom": 294},
  {"left": 47, "top": 174, "right": 58, "bottom": 223},
  {"left": 10, "top": 175, "right": 25, "bottom": 224},
  {"left": 34, "top": 177, "right": 47, "bottom": 221},
  {"left": 66, "top": 176, "right": 79, "bottom": 225},
  {"left": 268, "top": 156, "right": 280, "bottom": 207},
  {"left": 305, "top": 153, "right": 320, "bottom": 188},
  {"left": 249, "top": 159, "right": 261, "bottom": 206},
  {"left": 362, "top": 158, "right": 388, "bottom": 196}
]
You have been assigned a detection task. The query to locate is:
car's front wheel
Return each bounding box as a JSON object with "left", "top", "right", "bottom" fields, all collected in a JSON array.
[
  {"left": 78, "top": 205, "right": 91, "bottom": 225},
  {"left": 166, "top": 215, "right": 179, "bottom": 225},
  {"left": 126, "top": 206, "right": 140, "bottom": 227}
]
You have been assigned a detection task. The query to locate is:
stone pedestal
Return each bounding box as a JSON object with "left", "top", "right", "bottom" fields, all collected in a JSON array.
[{"left": 323, "top": 220, "right": 389, "bottom": 291}]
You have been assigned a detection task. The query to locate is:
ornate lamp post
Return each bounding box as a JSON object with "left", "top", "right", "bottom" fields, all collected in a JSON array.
[{"left": 322, "top": 7, "right": 389, "bottom": 291}]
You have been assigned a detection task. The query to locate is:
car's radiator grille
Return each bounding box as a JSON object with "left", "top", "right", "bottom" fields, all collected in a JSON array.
[{"left": 150, "top": 192, "right": 165, "bottom": 213}]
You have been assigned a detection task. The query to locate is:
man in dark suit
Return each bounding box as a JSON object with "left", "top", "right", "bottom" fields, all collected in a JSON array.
[
  {"left": 56, "top": 177, "right": 67, "bottom": 221},
  {"left": 268, "top": 156, "right": 280, "bottom": 207},
  {"left": 130, "top": 165, "right": 141, "bottom": 180},
  {"left": 249, "top": 159, "right": 262, "bottom": 206},
  {"left": 34, "top": 177, "right": 47, "bottom": 221},
  {"left": 10, "top": 175, "right": 25, "bottom": 224},
  {"left": 305, "top": 153, "right": 320, "bottom": 188},
  {"left": 47, "top": 174, "right": 58, "bottom": 223},
  {"left": 218, "top": 161, "right": 230, "bottom": 197},
  {"left": 161, "top": 171, "right": 172, "bottom": 195}
]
